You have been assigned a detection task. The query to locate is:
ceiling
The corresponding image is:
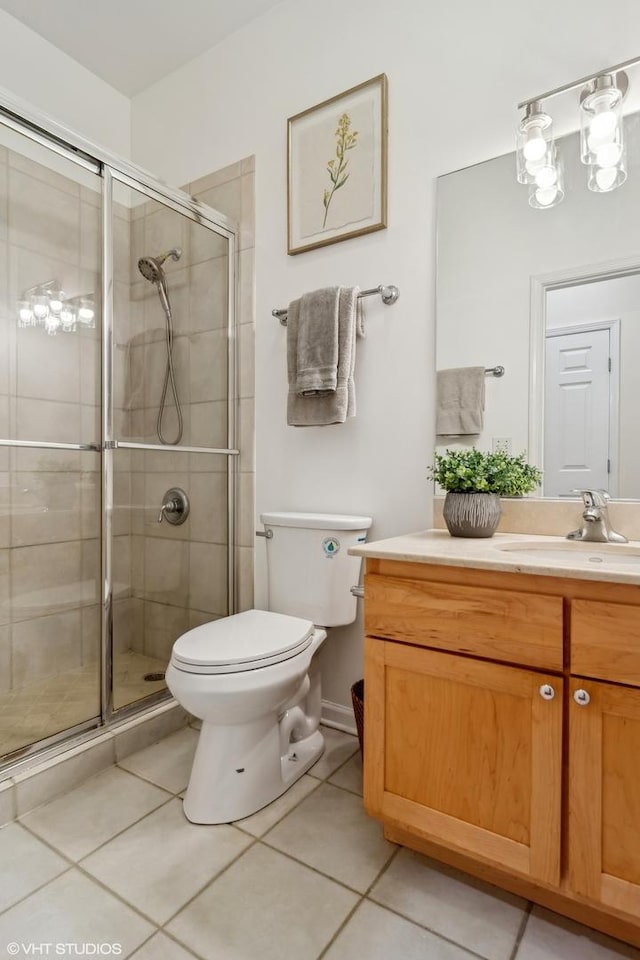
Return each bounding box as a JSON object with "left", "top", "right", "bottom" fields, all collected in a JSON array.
[{"left": 0, "top": 0, "right": 285, "bottom": 96}]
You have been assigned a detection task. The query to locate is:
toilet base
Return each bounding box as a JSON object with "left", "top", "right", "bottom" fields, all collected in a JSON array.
[
  {"left": 281, "top": 728, "right": 325, "bottom": 787},
  {"left": 183, "top": 718, "right": 325, "bottom": 825}
]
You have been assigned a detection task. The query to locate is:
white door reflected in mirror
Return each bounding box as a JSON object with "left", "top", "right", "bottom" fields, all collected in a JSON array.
[{"left": 544, "top": 324, "right": 613, "bottom": 497}]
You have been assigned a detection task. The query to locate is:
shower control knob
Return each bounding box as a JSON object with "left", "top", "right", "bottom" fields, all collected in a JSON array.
[{"left": 157, "top": 487, "right": 190, "bottom": 525}]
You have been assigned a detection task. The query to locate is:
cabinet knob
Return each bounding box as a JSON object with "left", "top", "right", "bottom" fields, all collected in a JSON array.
[
  {"left": 573, "top": 688, "right": 591, "bottom": 706},
  {"left": 539, "top": 684, "right": 555, "bottom": 701}
]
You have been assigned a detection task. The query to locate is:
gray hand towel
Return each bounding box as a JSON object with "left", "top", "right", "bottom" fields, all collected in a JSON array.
[
  {"left": 295, "top": 286, "right": 340, "bottom": 396},
  {"left": 436, "top": 366, "right": 485, "bottom": 436},
  {"left": 287, "top": 286, "right": 363, "bottom": 426}
]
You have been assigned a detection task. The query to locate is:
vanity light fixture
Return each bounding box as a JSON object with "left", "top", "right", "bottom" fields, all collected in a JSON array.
[
  {"left": 16, "top": 280, "right": 95, "bottom": 335},
  {"left": 517, "top": 56, "right": 638, "bottom": 206}
]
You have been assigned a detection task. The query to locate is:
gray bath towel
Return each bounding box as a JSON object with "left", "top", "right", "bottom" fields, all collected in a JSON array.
[
  {"left": 295, "top": 286, "right": 340, "bottom": 395},
  {"left": 287, "top": 286, "right": 364, "bottom": 426},
  {"left": 436, "top": 366, "right": 485, "bottom": 435}
]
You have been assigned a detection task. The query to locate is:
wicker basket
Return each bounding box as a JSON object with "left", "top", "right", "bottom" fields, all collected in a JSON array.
[{"left": 351, "top": 679, "right": 364, "bottom": 755}]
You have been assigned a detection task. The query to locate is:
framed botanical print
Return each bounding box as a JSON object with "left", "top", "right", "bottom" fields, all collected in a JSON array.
[{"left": 287, "top": 74, "right": 388, "bottom": 255}]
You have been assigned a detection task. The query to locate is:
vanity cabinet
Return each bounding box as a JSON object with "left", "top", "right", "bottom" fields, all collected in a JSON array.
[
  {"left": 569, "top": 676, "right": 640, "bottom": 915},
  {"left": 365, "top": 637, "right": 563, "bottom": 884},
  {"left": 362, "top": 556, "right": 640, "bottom": 946}
]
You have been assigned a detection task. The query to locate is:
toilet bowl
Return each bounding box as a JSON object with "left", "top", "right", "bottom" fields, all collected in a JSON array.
[
  {"left": 167, "top": 512, "right": 372, "bottom": 824},
  {"left": 167, "top": 610, "right": 326, "bottom": 823}
]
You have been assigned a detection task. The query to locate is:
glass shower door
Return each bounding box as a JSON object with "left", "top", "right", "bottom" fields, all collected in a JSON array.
[
  {"left": 0, "top": 99, "right": 238, "bottom": 768},
  {"left": 0, "top": 121, "right": 103, "bottom": 760},
  {"left": 109, "top": 176, "right": 234, "bottom": 711}
]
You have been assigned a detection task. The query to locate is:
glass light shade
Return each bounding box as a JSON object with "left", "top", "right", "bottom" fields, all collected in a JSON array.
[
  {"left": 44, "top": 313, "right": 61, "bottom": 336},
  {"left": 516, "top": 105, "right": 554, "bottom": 184},
  {"left": 595, "top": 141, "right": 623, "bottom": 167},
  {"left": 60, "top": 305, "right": 76, "bottom": 332},
  {"left": 31, "top": 294, "right": 50, "bottom": 323},
  {"left": 534, "top": 160, "right": 558, "bottom": 189},
  {"left": 524, "top": 132, "right": 547, "bottom": 162},
  {"left": 528, "top": 159, "right": 565, "bottom": 208},
  {"left": 17, "top": 300, "right": 35, "bottom": 327},
  {"left": 587, "top": 157, "right": 627, "bottom": 193},
  {"left": 78, "top": 297, "right": 95, "bottom": 328},
  {"left": 580, "top": 77, "right": 624, "bottom": 165},
  {"left": 48, "top": 290, "right": 64, "bottom": 316}
]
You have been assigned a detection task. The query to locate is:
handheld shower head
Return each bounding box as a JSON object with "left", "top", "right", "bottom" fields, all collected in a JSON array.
[
  {"left": 137, "top": 247, "right": 182, "bottom": 284},
  {"left": 137, "top": 246, "right": 184, "bottom": 446}
]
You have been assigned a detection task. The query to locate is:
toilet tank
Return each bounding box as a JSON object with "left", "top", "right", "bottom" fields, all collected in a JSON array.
[{"left": 260, "top": 512, "right": 372, "bottom": 627}]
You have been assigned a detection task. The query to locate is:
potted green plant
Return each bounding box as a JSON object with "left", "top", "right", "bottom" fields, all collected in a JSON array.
[{"left": 428, "top": 449, "right": 542, "bottom": 538}]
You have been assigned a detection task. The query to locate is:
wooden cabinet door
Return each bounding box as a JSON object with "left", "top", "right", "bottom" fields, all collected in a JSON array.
[
  {"left": 364, "top": 637, "right": 562, "bottom": 885},
  {"left": 569, "top": 678, "right": 640, "bottom": 914}
]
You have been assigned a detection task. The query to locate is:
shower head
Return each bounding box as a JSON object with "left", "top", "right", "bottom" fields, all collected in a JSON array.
[{"left": 137, "top": 247, "right": 182, "bottom": 284}]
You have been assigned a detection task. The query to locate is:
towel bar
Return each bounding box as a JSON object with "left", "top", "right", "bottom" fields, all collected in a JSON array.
[
  {"left": 485, "top": 366, "right": 505, "bottom": 377},
  {"left": 273, "top": 284, "right": 399, "bottom": 325}
]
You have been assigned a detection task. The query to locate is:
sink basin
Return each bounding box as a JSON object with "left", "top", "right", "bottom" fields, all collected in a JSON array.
[{"left": 494, "top": 540, "right": 640, "bottom": 566}]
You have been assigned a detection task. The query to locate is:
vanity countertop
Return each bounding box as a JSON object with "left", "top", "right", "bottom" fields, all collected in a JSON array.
[{"left": 349, "top": 529, "right": 640, "bottom": 586}]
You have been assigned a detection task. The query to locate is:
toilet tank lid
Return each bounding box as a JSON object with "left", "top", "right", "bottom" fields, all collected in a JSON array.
[{"left": 260, "top": 512, "right": 372, "bottom": 530}]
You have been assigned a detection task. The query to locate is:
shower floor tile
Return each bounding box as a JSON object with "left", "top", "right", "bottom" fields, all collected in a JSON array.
[
  {"left": 0, "top": 650, "right": 167, "bottom": 759},
  {"left": 113, "top": 650, "right": 167, "bottom": 710}
]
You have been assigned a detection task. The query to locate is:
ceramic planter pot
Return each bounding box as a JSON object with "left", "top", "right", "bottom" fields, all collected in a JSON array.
[{"left": 443, "top": 492, "right": 502, "bottom": 538}]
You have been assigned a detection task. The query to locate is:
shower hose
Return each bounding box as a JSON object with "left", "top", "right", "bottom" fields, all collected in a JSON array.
[{"left": 155, "top": 279, "right": 183, "bottom": 445}]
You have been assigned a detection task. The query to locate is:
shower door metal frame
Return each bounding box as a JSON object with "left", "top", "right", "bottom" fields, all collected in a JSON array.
[
  {"left": 102, "top": 165, "right": 239, "bottom": 723},
  {"left": 0, "top": 107, "right": 106, "bottom": 770},
  {"left": 0, "top": 87, "right": 240, "bottom": 765}
]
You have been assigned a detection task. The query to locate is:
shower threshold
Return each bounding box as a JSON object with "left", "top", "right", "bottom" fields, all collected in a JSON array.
[{"left": 0, "top": 651, "right": 168, "bottom": 760}]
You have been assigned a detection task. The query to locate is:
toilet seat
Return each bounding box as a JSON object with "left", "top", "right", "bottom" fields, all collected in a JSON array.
[{"left": 171, "top": 609, "right": 315, "bottom": 675}]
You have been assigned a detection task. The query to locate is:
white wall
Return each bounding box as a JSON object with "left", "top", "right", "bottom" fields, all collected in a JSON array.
[
  {"left": 131, "top": 0, "right": 640, "bottom": 708},
  {"left": 0, "top": 9, "right": 131, "bottom": 158}
]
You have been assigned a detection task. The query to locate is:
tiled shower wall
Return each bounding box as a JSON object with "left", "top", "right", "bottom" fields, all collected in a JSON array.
[
  {"left": 187, "top": 158, "right": 256, "bottom": 615},
  {"left": 0, "top": 142, "right": 256, "bottom": 715},
  {"left": 0, "top": 143, "right": 102, "bottom": 699},
  {"left": 112, "top": 157, "right": 256, "bottom": 667}
]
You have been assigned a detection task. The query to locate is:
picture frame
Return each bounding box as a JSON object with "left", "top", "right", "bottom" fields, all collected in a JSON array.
[{"left": 287, "top": 74, "right": 388, "bottom": 255}]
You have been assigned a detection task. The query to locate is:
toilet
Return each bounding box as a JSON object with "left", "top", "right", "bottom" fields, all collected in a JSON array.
[{"left": 166, "top": 511, "right": 372, "bottom": 824}]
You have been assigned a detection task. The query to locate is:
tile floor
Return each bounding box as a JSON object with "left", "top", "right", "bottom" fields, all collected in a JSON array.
[
  {"left": 1, "top": 726, "right": 639, "bottom": 960},
  {"left": 0, "top": 651, "right": 167, "bottom": 757}
]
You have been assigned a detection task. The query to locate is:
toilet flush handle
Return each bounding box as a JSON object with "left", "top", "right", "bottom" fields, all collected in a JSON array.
[{"left": 350, "top": 585, "right": 364, "bottom": 599}]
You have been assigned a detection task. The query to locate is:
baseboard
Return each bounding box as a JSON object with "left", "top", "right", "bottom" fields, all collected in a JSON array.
[{"left": 321, "top": 698, "right": 357, "bottom": 736}]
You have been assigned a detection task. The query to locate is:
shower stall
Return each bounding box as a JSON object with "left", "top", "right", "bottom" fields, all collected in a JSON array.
[{"left": 0, "top": 93, "right": 238, "bottom": 769}]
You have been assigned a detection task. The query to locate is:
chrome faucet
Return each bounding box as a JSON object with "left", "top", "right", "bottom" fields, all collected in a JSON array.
[{"left": 567, "top": 489, "right": 628, "bottom": 543}]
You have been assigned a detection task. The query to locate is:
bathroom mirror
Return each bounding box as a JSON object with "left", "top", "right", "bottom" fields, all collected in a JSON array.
[{"left": 436, "top": 110, "right": 640, "bottom": 499}]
